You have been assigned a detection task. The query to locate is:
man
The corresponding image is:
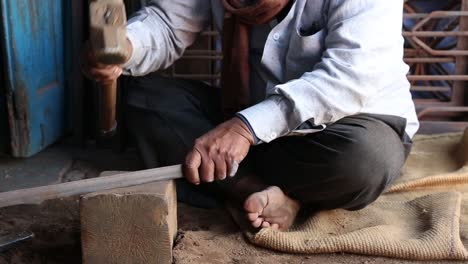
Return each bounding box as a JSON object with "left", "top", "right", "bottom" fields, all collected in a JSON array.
[{"left": 83, "top": 0, "right": 419, "bottom": 231}]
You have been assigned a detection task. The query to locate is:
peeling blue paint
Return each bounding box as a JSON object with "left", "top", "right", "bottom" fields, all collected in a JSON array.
[
  {"left": 1, "top": 0, "right": 65, "bottom": 157},
  {"left": 0, "top": 55, "right": 9, "bottom": 154}
]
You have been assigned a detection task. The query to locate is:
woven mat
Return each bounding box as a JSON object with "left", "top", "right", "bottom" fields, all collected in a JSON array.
[{"left": 246, "top": 130, "right": 468, "bottom": 260}]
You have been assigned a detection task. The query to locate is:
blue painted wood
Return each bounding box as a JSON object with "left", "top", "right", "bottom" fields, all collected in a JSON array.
[
  {"left": 0, "top": 0, "right": 65, "bottom": 157},
  {"left": 0, "top": 58, "right": 10, "bottom": 154}
]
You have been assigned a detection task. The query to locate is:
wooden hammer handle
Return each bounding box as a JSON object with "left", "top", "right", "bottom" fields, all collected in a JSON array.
[
  {"left": 100, "top": 80, "right": 117, "bottom": 135},
  {"left": 90, "top": 0, "right": 128, "bottom": 136}
]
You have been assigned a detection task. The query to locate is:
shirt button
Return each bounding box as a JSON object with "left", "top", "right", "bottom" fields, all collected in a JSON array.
[
  {"left": 273, "top": 33, "right": 280, "bottom": 41},
  {"left": 270, "top": 132, "right": 277, "bottom": 139}
]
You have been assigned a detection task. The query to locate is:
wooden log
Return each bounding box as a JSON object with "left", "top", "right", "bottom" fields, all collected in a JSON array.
[
  {"left": 81, "top": 180, "right": 177, "bottom": 264},
  {"left": 0, "top": 165, "right": 183, "bottom": 208}
]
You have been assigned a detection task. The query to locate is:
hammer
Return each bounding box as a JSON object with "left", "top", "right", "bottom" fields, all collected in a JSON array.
[{"left": 89, "top": 0, "right": 128, "bottom": 136}]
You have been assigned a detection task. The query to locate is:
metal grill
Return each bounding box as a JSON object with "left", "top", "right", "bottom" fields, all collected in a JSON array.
[
  {"left": 404, "top": 0, "right": 468, "bottom": 133},
  {"left": 124, "top": 0, "right": 222, "bottom": 87},
  {"left": 128, "top": 1, "right": 468, "bottom": 134},
  {"left": 163, "top": 30, "right": 222, "bottom": 87}
]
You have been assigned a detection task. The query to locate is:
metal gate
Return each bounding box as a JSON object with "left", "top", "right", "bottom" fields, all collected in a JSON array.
[
  {"left": 125, "top": 0, "right": 222, "bottom": 87},
  {"left": 404, "top": 0, "right": 468, "bottom": 133}
]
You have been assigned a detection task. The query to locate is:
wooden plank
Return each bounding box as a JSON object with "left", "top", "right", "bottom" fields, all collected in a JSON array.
[
  {"left": 81, "top": 180, "right": 177, "bottom": 264},
  {"left": 0, "top": 165, "right": 183, "bottom": 208}
]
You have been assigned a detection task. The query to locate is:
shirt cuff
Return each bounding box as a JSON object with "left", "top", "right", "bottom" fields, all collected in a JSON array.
[
  {"left": 238, "top": 96, "right": 291, "bottom": 143},
  {"left": 236, "top": 114, "right": 261, "bottom": 145},
  {"left": 122, "top": 25, "right": 144, "bottom": 75}
]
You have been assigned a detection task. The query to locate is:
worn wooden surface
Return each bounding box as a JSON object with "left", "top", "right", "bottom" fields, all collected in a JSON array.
[{"left": 81, "top": 180, "right": 177, "bottom": 264}]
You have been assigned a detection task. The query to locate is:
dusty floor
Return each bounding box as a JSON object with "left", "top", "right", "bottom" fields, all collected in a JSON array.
[
  {"left": 0, "top": 142, "right": 142, "bottom": 192},
  {"left": 0, "top": 198, "right": 463, "bottom": 264},
  {"left": 0, "top": 142, "right": 464, "bottom": 263}
]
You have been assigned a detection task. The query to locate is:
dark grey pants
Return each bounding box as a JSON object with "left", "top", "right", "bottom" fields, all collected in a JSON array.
[{"left": 124, "top": 74, "right": 412, "bottom": 211}]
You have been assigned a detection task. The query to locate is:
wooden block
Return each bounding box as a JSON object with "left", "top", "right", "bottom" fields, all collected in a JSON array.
[{"left": 80, "top": 180, "right": 177, "bottom": 264}]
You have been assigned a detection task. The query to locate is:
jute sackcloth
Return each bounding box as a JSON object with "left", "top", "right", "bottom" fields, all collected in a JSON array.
[{"left": 244, "top": 130, "right": 468, "bottom": 260}]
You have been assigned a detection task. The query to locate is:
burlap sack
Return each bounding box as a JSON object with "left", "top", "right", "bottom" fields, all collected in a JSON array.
[{"left": 247, "top": 131, "right": 468, "bottom": 260}]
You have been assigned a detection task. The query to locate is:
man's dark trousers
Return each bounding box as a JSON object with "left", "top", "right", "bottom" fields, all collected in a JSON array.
[{"left": 123, "top": 73, "right": 412, "bottom": 211}]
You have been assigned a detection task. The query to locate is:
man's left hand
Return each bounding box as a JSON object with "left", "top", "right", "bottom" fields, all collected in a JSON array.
[{"left": 185, "top": 118, "right": 254, "bottom": 185}]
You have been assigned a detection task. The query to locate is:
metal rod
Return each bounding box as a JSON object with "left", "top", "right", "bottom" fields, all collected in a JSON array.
[
  {"left": 408, "top": 75, "right": 468, "bottom": 81},
  {"left": 411, "top": 86, "right": 452, "bottom": 92},
  {"left": 404, "top": 31, "right": 468, "bottom": 37},
  {"left": 404, "top": 57, "right": 455, "bottom": 63},
  {"left": 418, "top": 106, "right": 468, "bottom": 118}
]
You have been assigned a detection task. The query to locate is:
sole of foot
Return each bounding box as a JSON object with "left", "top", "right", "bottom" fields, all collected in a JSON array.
[{"left": 243, "top": 186, "right": 300, "bottom": 231}]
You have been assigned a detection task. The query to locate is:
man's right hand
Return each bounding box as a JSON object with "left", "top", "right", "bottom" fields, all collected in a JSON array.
[{"left": 81, "top": 39, "right": 132, "bottom": 85}]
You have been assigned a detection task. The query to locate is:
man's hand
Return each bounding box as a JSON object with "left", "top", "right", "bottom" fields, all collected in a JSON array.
[
  {"left": 185, "top": 118, "right": 255, "bottom": 185},
  {"left": 80, "top": 39, "right": 133, "bottom": 85}
]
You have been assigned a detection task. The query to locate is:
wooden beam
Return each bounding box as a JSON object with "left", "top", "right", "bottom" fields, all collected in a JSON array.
[
  {"left": 81, "top": 180, "right": 177, "bottom": 264},
  {"left": 0, "top": 165, "right": 183, "bottom": 208}
]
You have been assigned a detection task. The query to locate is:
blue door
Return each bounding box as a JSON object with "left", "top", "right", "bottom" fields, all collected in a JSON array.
[
  {"left": 1, "top": 0, "right": 65, "bottom": 157},
  {"left": 0, "top": 64, "right": 9, "bottom": 154}
]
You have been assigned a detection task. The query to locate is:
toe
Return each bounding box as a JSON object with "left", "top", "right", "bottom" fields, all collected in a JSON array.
[
  {"left": 247, "top": 212, "right": 258, "bottom": 221},
  {"left": 252, "top": 217, "right": 264, "bottom": 228},
  {"left": 262, "top": 221, "right": 271, "bottom": 228},
  {"left": 271, "top": 223, "right": 279, "bottom": 230},
  {"left": 244, "top": 192, "right": 268, "bottom": 215}
]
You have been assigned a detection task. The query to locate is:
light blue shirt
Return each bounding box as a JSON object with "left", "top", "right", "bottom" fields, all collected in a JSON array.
[{"left": 123, "top": 0, "right": 419, "bottom": 143}]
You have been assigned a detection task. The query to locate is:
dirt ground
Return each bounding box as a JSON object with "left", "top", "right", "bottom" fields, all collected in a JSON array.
[{"left": 0, "top": 198, "right": 463, "bottom": 264}]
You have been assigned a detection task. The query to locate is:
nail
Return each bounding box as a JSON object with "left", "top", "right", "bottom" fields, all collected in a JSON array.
[{"left": 229, "top": 161, "right": 239, "bottom": 177}]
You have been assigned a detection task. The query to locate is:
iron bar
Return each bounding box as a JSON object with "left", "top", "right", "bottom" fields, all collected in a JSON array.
[
  {"left": 407, "top": 75, "right": 468, "bottom": 81},
  {"left": 404, "top": 57, "right": 455, "bottom": 63},
  {"left": 411, "top": 86, "right": 452, "bottom": 92},
  {"left": 403, "top": 31, "right": 468, "bottom": 37}
]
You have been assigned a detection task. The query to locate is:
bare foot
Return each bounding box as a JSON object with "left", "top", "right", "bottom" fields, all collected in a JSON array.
[{"left": 243, "top": 186, "right": 300, "bottom": 231}]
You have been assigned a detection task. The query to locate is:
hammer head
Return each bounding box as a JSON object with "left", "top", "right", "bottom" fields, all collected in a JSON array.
[{"left": 90, "top": 0, "right": 128, "bottom": 65}]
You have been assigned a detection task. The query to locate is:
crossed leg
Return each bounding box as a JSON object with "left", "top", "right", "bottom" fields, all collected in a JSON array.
[{"left": 124, "top": 74, "right": 411, "bottom": 230}]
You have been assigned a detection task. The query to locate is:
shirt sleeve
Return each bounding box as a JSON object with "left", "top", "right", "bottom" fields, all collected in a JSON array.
[
  {"left": 239, "top": 0, "right": 408, "bottom": 143},
  {"left": 122, "top": 0, "right": 211, "bottom": 76},
  {"left": 236, "top": 114, "right": 261, "bottom": 145}
]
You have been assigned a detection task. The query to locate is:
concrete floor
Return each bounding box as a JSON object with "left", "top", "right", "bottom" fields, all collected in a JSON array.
[
  {"left": 0, "top": 140, "right": 144, "bottom": 263},
  {"left": 0, "top": 140, "right": 144, "bottom": 192}
]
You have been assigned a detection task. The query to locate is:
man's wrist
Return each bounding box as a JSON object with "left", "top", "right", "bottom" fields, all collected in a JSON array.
[{"left": 235, "top": 115, "right": 260, "bottom": 145}]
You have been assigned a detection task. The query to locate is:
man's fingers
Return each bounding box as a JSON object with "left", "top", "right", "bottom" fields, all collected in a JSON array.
[
  {"left": 81, "top": 41, "right": 124, "bottom": 84},
  {"left": 185, "top": 150, "right": 202, "bottom": 185},
  {"left": 88, "top": 68, "right": 110, "bottom": 80},
  {"left": 200, "top": 157, "right": 215, "bottom": 183},
  {"left": 89, "top": 66, "right": 122, "bottom": 81},
  {"left": 213, "top": 156, "right": 227, "bottom": 181}
]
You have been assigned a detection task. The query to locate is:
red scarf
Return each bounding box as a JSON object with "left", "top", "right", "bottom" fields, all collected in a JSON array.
[{"left": 221, "top": 0, "right": 292, "bottom": 117}]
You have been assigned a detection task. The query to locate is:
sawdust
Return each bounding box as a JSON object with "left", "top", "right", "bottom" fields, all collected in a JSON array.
[
  {"left": 0, "top": 199, "right": 464, "bottom": 263},
  {"left": 0, "top": 198, "right": 81, "bottom": 264}
]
